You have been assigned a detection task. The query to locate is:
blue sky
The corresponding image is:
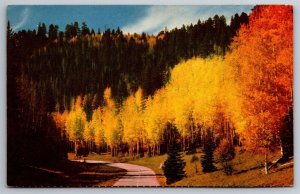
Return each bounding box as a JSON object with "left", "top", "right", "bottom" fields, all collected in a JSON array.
[{"left": 7, "top": 5, "right": 254, "bottom": 34}]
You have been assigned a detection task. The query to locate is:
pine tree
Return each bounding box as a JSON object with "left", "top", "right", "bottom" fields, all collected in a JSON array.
[
  {"left": 81, "top": 22, "right": 90, "bottom": 36},
  {"left": 162, "top": 139, "right": 186, "bottom": 185},
  {"left": 201, "top": 129, "right": 216, "bottom": 173},
  {"left": 49, "top": 24, "right": 58, "bottom": 41}
]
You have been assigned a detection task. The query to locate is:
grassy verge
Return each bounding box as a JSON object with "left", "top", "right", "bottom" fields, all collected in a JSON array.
[
  {"left": 127, "top": 148, "right": 293, "bottom": 187},
  {"left": 67, "top": 148, "right": 293, "bottom": 187},
  {"left": 128, "top": 154, "right": 168, "bottom": 186},
  {"left": 8, "top": 159, "right": 126, "bottom": 187}
]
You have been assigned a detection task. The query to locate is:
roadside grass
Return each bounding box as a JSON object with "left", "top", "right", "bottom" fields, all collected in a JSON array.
[
  {"left": 68, "top": 147, "right": 293, "bottom": 187},
  {"left": 171, "top": 149, "right": 293, "bottom": 187},
  {"left": 8, "top": 159, "right": 126, "bottom": 187},
  {"left": 68, "top": 152, "right": 135, "bottom": 163}
]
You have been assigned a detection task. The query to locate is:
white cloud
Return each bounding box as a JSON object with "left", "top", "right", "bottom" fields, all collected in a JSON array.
[
  {"left": 12, "top": 7, "right": 30, "bottom": 31},
  {"left": 122, "top": 5, "right": 252, "bottom": 35},
  {"left": 122, "top": 6, "right": 203, "bottom": 34}
]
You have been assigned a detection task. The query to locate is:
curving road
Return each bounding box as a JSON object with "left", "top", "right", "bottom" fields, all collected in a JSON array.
[
  {"left": 75, "top": 159, "right": 160, "bottom": 187},
  {"left": 108, "top": 162, "right": 160, "bottom": 187}
]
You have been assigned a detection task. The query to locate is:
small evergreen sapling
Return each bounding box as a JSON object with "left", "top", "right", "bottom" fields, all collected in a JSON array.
[
  {"left": 162, "top": 139, "right": 186, "bottom": 185},
  {"left": 201, "top": 129, "right": 216, "bottom": 173}
]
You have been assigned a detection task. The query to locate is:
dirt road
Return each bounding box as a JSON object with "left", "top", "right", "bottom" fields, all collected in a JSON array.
[{"left": 75, "top": 160, "right": 160, "bottom": 187}]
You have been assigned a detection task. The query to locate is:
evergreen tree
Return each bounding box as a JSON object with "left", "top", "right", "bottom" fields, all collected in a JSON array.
[
  {"left": 48, "top": 24, "right": 58, "bottom": 41},
  {"left": 58, "top": 31, "right": 64, "bottom": 42},
  {"left": 91, "top": 29, "right": 95, "bottom": 35},
  {"left": 74, "top": 21, "right": 81, "bottom": 35},
  {"left": 37, "top": 22, "right": 47, "bottom": 43},
  {"left": 162, "top": 138, "right": 186, "bottom": 185},
  {"left": 201, "top": 129, "right": 216, "bottom": 173},
  {"left": 7, "top": 21, "right": 13, "bottom": 41},
  {"left": 239, "top": 12, "right": 249, "bottom": 24},
  {"left": 81, "top": 22, "right": 90, "bottom": 36}
]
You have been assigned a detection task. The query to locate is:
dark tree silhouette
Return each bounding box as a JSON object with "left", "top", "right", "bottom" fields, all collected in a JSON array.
[
  {"left": 201, "top": 129, "right": 216, "bottom": 173},
  {"left": 163, "top": 137, "right": 186, "bottom": 185}
]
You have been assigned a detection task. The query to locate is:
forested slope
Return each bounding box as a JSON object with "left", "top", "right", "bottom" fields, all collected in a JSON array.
[{"left": 7, "top": 6, "right": 293, "bottom": 185}]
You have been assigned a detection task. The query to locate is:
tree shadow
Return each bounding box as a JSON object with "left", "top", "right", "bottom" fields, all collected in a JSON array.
[{"left": 233, "top": 165, "right": 263, "bottom": 175}]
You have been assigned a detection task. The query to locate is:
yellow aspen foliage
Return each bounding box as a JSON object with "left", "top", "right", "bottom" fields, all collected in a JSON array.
[
  {"left": 143, "top": 89, "right": 170, "bottom": 147},
  {"left": 75, "top": 95, "right": 83, "bottom": 110},
  {"left": 164, "top": 57, "right": 244, "bottom": 137},
  {"left": 65, "top": 97, "right": 87, "bottom": 141},
  {"left": 83, "top": 121, "right": 95, "bottom": 142},
  {"left": 102, "top": 87, "right": 120, "bottom": 149},
  {"left": 91, "top": 107, "right": 105, "bottom": 148},
  {"left": 120, "top": 87, "right": 145, "bottom": 151}
]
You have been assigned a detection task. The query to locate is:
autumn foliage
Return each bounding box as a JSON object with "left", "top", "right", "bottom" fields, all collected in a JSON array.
[
  {"left": 215, "top": 139, "right": 235, "bottom": 175},
  {"left": 52, "top": 7, "right": 293, "bottom": 171},
  {"left": 7, "top": 4, "right": 292, "bottom": 183},
  {"left": 226, "top": 5, "right": 293, "bottom": 173}
]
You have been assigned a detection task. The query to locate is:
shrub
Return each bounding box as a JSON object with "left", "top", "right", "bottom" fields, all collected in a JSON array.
[{"left": 215, "top": 139, "right": 235, "bottom": 175}]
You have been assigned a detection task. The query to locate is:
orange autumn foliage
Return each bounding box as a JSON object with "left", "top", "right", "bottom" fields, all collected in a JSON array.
[{"left": 227, "top": 5, "right": 293, "bottom": 153}]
